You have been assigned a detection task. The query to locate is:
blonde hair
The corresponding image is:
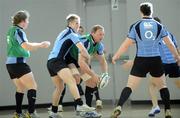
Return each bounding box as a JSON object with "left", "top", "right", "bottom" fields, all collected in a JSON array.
[{"left": 66, "top": 14, "right": 80, "bottom": 25}]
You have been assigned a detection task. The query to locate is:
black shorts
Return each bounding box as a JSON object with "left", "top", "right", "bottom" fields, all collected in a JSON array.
[
  {"left": 65, "top": 53, "right": 80, "bottom": 68},
  {"left": 130, "top": 56, "right": 164, "bottom": 77},
  {"left": 163, "top": 63, "right": 180, "bottom": 78},
  {"left": 47, "top": 58, "right": 68, "bottom": 77},
  {"left": 6, "top": 63, "right": 31, "bottom": 79}
]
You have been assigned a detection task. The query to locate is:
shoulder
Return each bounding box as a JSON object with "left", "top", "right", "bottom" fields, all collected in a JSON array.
[
  {"left": 129, "top": 20, "right": 142, "bottom": 30},
  {"left": 79, "top": 34, "right": 90, "bottom": 42},
  {"left": 97, "top": 42, "right": 104, "bottom": 49}
]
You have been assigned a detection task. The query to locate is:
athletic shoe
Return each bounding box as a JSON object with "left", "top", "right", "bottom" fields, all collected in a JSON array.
[
  {"left": 148, "top": 106, "right": 160, "bottom": 117},
  {"left": 24, "top": 111, "right": 40, "bottom": 118},
  {"left": 48, "top": 111, "right": 63, "bottom": 118},
  {"left": 76, "top": 104, "right": 95, "bottom": 112},
  {"left": 165, "top": 109, "right": 172, "bottom": 118},
  {"left": 48, "top": 105, "right": 63, "bottom": 112},
  {"left": 96, "top": 100, "right": 103, "bottom": 109},
  {"left": 110, "top": 106, "right": 121, "bottom": 118},
  {"left": 79, "top": 111, "right": 102, "bottom": 118},
  {"left": 13, "top": 112, "right": 24, "bottom": 118}
]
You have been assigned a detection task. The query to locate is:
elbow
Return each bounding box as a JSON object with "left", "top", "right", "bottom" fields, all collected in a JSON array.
[
  {"left": 21, "top": 45, "right": 30, "bottom": 51},
  {"left": 123, "top": 45, "right": 129, "bottom": 50},
  {"left": 168, "top": 43, "right": 174, "bottom": 50},
  {"left": 21, "top": 42, "right": 32, "bottom": 51},
  {"left": 23, "top": 46, "right": 33, "bottom": 51}
]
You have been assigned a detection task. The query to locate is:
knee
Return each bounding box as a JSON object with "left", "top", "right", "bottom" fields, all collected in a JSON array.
[
  {"left": 55, "top": 85, "right": 64, "bottom": 93},
  {"left": 33, "top": 83, "right": 38, "bottom": 90},
  {"left": 155, "top": 82, "right": 167, "bottom": 90},
  {"left": 158, "top": 86, "right": 166, "bottom": 90},
  {"left": 73, "top": 74, "right": 81, "bottom": 84},
  {"left": 86, "top": 80, "right": 96, "bottom": 88},
  {"left": 126, "top": 84, "right": 135, "bottom": 91},
  {"left": 175, "top": 80, "right": 180, "bottom": 88},
  {"left": 16, "top": 87, "right": 25, "bottom": 93},
  {"left": 28, "top": 81, "right": 38, "bottom": 90}
]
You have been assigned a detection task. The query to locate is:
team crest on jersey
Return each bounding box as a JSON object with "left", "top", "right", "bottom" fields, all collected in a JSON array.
[{"left": 143, "top": 22, "right": 153, "bottom": 29}]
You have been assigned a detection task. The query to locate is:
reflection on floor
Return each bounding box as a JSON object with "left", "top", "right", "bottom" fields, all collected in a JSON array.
[{"left": 0, "top": 104, "right": 180, "bottom": 118}]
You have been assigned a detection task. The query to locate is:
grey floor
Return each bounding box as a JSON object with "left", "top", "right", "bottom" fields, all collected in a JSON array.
[{"left": 0, "top": 104, "right": 180, "bottom": 118}]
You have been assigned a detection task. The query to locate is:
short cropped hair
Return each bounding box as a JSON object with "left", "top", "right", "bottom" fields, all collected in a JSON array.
[
  {"left": 91, "top": 25, "right": 104, "bottom": 33},
  {"left": 140, "top": 2, "right": 153, "bottom": 16},
  {"left": 66, "top": 14, "right": 80, "bottom": 25}
]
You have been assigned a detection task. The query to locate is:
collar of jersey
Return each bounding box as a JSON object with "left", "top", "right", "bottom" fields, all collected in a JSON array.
[
  {"left": 14, "top": 25, "right": 23, "bottom": 29},
  {"left": 89, "top": 34, "right": 97, "bottom": 46},
  {"left": 142, "top": 17, "right": 152, "bottom": 19},
  {"left": 67, "top": 26, "right": 76, "bottom": 33}
]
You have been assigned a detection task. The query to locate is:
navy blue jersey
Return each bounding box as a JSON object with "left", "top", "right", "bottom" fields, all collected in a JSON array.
[{"left": 128, "top": 17, "right": 168, "bottom": 57}]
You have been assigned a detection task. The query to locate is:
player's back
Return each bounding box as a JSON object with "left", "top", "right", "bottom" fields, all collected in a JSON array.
[
  {"left": 48, "top": 27, "right": 79, "bottom": 60},
  {"left": 129, "top": 18, "right": 167, "bottom": 57}
]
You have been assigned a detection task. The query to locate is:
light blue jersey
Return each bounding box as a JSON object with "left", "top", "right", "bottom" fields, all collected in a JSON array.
[
  {"left": 159, "top": 32, "right": 178, "bottom": 64},
  {"left": 128, "top": 17, "right": 168, "bottom": 57},
  {"left": 48, "top": 27, "right": 80, "bottom": 60}
]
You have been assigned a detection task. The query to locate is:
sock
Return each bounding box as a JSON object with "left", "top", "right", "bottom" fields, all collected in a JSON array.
[
  {"left": 160, "top": 88, "right": 171, "bottom": 110},
  {"left": 94, "top": 87, "right": 100, "bottom": 100},
  {"left": 117, "top": 87, "right": 132, "bottom": 106},
  {"left": 15, "top": 92, "right": 24, "bottom": 114},
  {"left": 75, "top": 98, "right": 83, "bottom": 106},
  {"left": 27, "top": 89, "right": 36, "bottom": 113},
  {"left": 77, "top": 84, "right": 84, "bottom": 96},
  {"left": 59, "top": 85, "right": 66, "bottom": 105},
  {"left": 80, "top": 79, "right": 83, "bottom": 84},
  {"left": 73, "top": 84, "right": 84, "bottom": 109},
  {"left": 85, "top": 86, "right": 94, "bottom": 107},
  {"left": 52, "top": 105, "right": 58, "bottom": 113}
]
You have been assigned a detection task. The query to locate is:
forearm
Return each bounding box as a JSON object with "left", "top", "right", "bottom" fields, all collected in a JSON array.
[
  {"left": 164, "top": 37, "right": 179, "bottom": 60},
  {"left": 167, "top": 43, "right": 179, "bottom": 59},
  {"left": 114, "top": 44, "right": 129, "bottom": 59},
  {"left": 80, "top": 49, "right": 90, "bottom": 62},
  {"left": 100, "top": 58, "right": 108, "bottom": 73},
  {"left": 78, "top": 56, "right": 95, "bottom": 77},
  {"left": 22, "top": 42, "right": 41, "bottom": 51},
  {"left": 177, "top": 48, "right": 180, "bottom": 55}
]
